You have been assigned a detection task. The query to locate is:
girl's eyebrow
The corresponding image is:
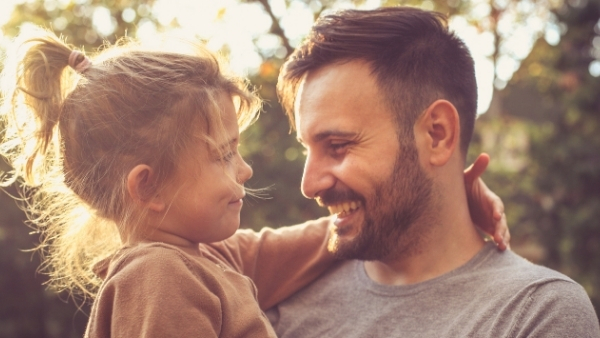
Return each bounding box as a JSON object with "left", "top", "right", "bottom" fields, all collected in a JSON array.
[{"left": 216, "top": 137, "right": 238, "bottom": 152}]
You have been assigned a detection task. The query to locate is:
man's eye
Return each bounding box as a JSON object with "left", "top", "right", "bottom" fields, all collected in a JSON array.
[{"left": 330, "top": 142, "right": 349, "bottom": 152}]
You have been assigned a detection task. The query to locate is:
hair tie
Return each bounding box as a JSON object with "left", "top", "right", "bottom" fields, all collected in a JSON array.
[{"left": 68, "top": 50, "right": 92, "bottom": 74}]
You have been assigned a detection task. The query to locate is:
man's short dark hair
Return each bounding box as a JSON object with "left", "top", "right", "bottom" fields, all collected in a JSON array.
[{"left": 278, "top": 6, "right": 477, "bottom": 154}]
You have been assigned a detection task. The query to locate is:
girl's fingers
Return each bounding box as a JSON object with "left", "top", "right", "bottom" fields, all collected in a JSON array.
[
  {"left": 493, "top": 213, "right": 510, "bottom": 251},
  {"left": 464, "top": 153, "right": 490, "bottom": 183}
]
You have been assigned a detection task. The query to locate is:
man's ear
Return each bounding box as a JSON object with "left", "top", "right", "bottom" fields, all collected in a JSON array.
[
  {"left": 126, "top": 164, "right": 165, "bottom": 213},
  {"left": 415, "top": 99, "right": 459, "bottom": 167}
]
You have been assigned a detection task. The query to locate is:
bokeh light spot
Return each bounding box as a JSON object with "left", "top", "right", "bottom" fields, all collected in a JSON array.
[
  {"left": 589, "top": 60, "right": 600, "bottom": 77},
  {"left": 122, "top": 8, "right": 136, "bottom": 23},
  {"left": 285, "top": 147, "right": 299, "bottom": 161},
  {"left": 53, "top": 16, "right": 68, "bottom": 31},
  {"left": 92, "top": 6, "right": 116, "bottom": 37}
]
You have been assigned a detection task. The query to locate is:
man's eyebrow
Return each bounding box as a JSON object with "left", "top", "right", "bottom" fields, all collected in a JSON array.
[{"left": 297, "top": 130, "right": 358, "bottom": 144}]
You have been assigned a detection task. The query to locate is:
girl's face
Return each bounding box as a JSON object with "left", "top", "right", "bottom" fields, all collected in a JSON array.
[{"left": 153, "top": 94, "right": 253, "bottom": 248}]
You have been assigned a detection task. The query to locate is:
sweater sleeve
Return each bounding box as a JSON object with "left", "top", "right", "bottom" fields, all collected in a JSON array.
[
  {"left": 85, "top": 247, "right": 223, "bottom": 338},
  {"left": 204, "top": 216, "right": 338, "bottom": 310}
]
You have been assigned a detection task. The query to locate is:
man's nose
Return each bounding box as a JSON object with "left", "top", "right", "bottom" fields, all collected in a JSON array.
[{"left": 301, "top": 152, "right": 335, "bottom": 199}]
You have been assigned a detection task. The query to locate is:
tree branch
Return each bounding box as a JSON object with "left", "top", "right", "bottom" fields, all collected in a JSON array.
[{"left": 253, "top": 0, "right": 294, "bottom": 57}]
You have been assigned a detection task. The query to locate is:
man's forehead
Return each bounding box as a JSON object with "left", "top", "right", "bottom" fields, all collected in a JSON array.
[
  {"left": 293, "top": 61, "right": 385, "bottom": 135},
  {"left": 293, "top": 65, "right": 342, "bottom": 133},
  {"left": 293, "top": 72, "right": 309, "bottom": 128}
]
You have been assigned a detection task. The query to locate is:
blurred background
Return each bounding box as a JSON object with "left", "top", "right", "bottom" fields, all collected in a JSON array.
[{"left": 0, "top": 0, "right": 598, "bottom": 336}]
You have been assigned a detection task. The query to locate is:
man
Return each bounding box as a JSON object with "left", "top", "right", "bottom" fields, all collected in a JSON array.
[{"left": 266, "top": 7, "right": 600, "bottom": 337}]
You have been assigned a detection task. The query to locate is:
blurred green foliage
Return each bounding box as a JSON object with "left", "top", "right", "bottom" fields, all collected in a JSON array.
[
  {"left": 471, "top": 0, "right": 600, "bottom": 316},
  {"left": 0, "top": 0, "right": 598, "bottom": 336}
]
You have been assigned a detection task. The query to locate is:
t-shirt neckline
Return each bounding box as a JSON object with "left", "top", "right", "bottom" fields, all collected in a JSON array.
[{"left": 354, "top": 241, "right": 499, "bottom": 296}]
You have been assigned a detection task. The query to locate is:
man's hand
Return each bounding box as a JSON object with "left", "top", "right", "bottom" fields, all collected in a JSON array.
[{"left": 464, "top": 153, "right": 510, "bottom": 250}]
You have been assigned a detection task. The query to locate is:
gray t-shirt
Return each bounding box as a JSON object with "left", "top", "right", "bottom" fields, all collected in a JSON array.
[{"left": 266, "top": 242, "right": 600, "bottom": 337}]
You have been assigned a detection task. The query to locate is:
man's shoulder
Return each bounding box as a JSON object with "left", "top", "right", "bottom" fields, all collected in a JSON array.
[
  {"left": 460, "top": 245, "right": 599, "bottom": 336},
  {"left": 459, "top": 244, "right": 590, "bottom": 300},
  {"left": 468, "top": 243, "right": 576, "bottom": 285},
  {"left": 484, "top": 247, "right": 590, "bottom": 307},
  {"left": 498, "top": 252, "right": 600, "bottom": 336}
]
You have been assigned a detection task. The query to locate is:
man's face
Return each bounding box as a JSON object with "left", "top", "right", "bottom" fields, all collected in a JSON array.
[{"left": 295, "top": 60, "right": 433, "bottom": 260}]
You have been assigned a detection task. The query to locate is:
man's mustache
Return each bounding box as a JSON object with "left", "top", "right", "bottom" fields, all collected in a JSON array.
[{"left": 315, "top": 187, "right": 365, "bottom": 207}]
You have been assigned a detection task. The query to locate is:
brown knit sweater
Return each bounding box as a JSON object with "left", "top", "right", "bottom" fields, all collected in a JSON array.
[{"left": 85, "top": 217, "right": 335, "bottom": 338}]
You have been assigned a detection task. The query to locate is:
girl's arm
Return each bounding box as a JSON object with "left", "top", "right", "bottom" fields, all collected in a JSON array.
[
  {"left": 205, "top": 217, "right": 336, "bottom": 310},
  {"left": 464, "top": 153, "right": 510, "bottom": 250}
]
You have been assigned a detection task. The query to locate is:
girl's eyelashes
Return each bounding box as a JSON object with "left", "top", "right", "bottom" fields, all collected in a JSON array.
[
  {"left": 221, "top": 151, "right": 235, "bottom": 162},
  {"left": 216, "top": 142, "right": 241, "bottom": 163}
]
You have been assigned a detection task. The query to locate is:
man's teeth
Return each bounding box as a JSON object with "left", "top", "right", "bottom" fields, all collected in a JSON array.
[{"left": 327, "top": 201, "right": 361, "bottom": 217}]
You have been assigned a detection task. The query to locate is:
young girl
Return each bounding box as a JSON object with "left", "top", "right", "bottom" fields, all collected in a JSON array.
[{"left": 0, "top": 29, "right": 508, "bottom": 337}]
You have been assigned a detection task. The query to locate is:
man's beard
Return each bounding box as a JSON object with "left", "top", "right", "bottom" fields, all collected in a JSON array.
[{"left": 324, "top": 140, "right": 434, "bottom": 261}]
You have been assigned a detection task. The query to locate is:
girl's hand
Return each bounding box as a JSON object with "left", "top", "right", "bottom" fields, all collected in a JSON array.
[{"left": 464, "top": 153, "right": 510, "bottom": 251}]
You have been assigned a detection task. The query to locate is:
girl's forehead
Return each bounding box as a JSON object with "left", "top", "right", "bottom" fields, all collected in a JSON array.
[
  {"left": 191, "top": 94, "right": 240, "bottom": 149},
  {"left": 217, "top": 94, "right": 241, "bottom": 137},
  {"left": 219, "top": 94, "right": 238, "bottom": 121}
]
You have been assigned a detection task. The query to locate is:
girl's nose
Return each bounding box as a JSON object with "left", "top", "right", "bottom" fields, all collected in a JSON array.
[{"left": 237, "top": 156, "right": 253, "bottom": 184}]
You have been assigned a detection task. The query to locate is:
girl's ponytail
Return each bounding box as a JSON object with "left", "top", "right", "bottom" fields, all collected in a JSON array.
[
  {"left": 1, "top": 30, "right": 82, "bottom": 186},
  {"left": 0, "top": 30, "right": 108, "bottom": 299}
]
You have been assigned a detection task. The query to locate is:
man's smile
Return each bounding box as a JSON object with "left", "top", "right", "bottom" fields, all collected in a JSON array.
[{"left": 327, "top": 201, "right": 362, "bottom": 217}]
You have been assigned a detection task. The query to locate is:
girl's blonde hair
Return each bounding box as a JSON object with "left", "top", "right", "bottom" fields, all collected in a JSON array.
[{"left": 0, "top": 28, "right": 260, "bottom": 298}]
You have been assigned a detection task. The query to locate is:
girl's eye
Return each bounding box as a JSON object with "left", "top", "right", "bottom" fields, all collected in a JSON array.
[{"left": 221, "top": 151, "right": 235, "bottom": 162}]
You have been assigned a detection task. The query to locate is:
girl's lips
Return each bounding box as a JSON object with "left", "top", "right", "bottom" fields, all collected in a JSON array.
[
  {"left": 229, "top": 194, "right": 244, "bottom": 207},
  {"left": 230, "top": 192, "right": 245, "bottom": 204}
]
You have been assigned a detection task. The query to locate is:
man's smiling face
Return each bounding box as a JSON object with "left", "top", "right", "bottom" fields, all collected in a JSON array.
[{"left": 295, "top": 60, "right": 434, "bottom": 260}]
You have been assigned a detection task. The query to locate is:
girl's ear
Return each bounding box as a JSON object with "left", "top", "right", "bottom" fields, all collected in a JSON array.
[{"left": 126, "top": 164, "right": 165, "bottom": 213}]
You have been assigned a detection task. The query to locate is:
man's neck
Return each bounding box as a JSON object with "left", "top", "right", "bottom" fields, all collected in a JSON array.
[{"left": 363, "top": 191, "right": 485, "bottom": 286}]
